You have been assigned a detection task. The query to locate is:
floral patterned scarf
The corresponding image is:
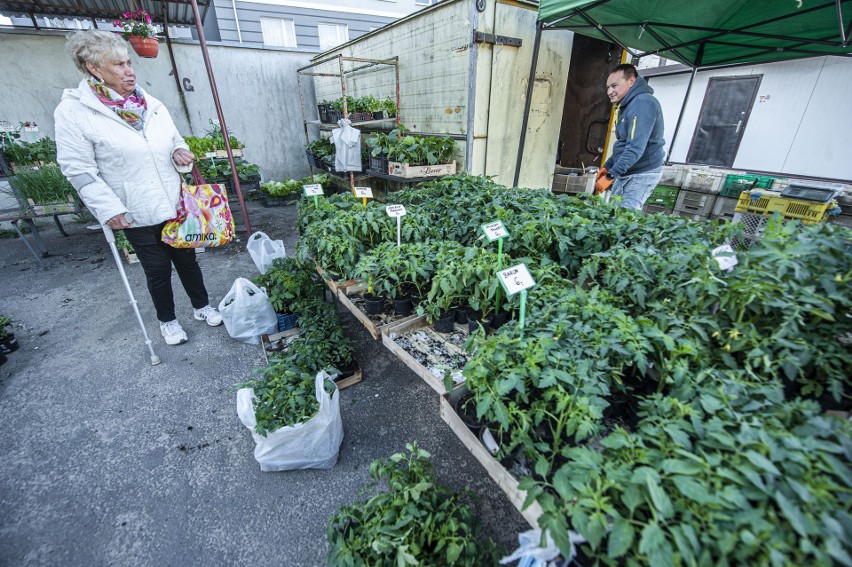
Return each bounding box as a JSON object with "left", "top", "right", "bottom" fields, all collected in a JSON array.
[{"left": 88, "top": 79, "right": 148, "bottom": 131}]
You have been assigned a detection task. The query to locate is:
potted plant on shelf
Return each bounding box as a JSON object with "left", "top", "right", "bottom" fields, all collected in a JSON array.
[
  {"left": 115, "top": 10, "right": 159, "bottom": 58},
  {"left": 4, "top": 164, "right": 81, "bottom": 216}
]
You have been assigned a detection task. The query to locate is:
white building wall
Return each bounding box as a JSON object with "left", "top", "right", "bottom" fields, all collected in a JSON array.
[
  {"left": 0, "top": 30, "right": 315, "bottom": 181},
  {"left": 647, "top": 56, "right": 852, "bottom": 181}
]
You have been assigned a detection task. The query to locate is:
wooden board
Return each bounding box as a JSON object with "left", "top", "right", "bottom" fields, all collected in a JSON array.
[
  {"left": 314, "top": 263, "right": 359, "bottom": 295},
  {"left": 27, "top": 197, "right": 79, "bottom": 216},
  {"left": 336, "top": 290, "right": 420, "bottom": 341},
  {"left": 387, "top": 161, "right": 456, "bottom": 179},
  {"left": 440, "top": 394, "right": 543, "bottom": 530},
  {"left": 121, "top": 248, "right": 139, "bottom": 264},
  {"left": 382, "top": 315, "right": 467, "bottom": 395}
]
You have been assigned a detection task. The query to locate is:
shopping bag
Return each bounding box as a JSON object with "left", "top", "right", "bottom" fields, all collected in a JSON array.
[
  {"left": 236, "top": 371, "right": 344, "bottom": 471},
  {"left": 218, "top": 278, "right": 278, "bottom": 344},
  {"left": 162, "top": 165, "right": 235, "bottom": 248},
  {"left": 247, "top": 231, "right": 286, "bottom": 274}
]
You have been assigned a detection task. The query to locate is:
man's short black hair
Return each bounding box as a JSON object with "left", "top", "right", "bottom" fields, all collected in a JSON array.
[{"left": 609, "top": 64, "right": 638, "bottom": 80}]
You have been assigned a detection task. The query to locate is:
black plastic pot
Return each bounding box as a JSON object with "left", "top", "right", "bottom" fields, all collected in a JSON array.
[
  {"left": 335, "top": 357, "right": 359, "bottom": 381},
  {"left": 393, "top": 296, "right": 413, "bottom": 317},
  {"left": 467, "top": 311, "right": 491, "bottom": 334},
  {"left": 455, "top": 392, "right": 487, "bottom": 432},
  {"left": 0, "top": 334, "right": 18, "bottom": 354},
  {"left": 433, "top": 310, "right": 455, "bottom": 333},
  {"left": 490, "top": 310, "right": 510, "bottom": 329},
  {"left": 363, "top": 294, "right": 385, "bottom": 315},
  {"left": 454, "top": 306, "right": 470, "bottom": 325},
  {"left": 0, "top": 351, "right": 6, "bottom": 366}
]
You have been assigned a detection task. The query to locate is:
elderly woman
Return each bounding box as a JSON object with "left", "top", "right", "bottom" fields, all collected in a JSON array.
[{"left": 55, "top": 30, "right": 222, "bottom": 346}]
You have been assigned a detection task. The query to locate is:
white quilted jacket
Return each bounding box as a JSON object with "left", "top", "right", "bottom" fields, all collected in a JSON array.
[{"left": 55, "top": 79, "right": 191, "bottom": 227}]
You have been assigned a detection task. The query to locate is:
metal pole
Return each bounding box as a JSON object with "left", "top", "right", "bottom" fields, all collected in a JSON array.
[
  {"left": 465, "top": 0, "right": 479, "bottom": 172},
  {"left": 665, "top": 42, "right": 705, "bottom": 165},
  {"left": 163, "top": 9, "right": 183, "bottom": 95},
  {"left": 188, "top": 0, "right": 253, "bottom": 236},
  {"left": 512, "top": 20, "right": 542, "bottom": 188},
  {"left": 836, "top": 0, "right": 848, "bottom": 46}
]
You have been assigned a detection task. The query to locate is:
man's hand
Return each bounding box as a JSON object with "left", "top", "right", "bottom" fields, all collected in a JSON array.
[
  {"left": 106, "top": 213, "right": 132, "bottom": 230},
  {"left": 172, "top": 148, "right": 196, "bottom": 166},
  {"left": 595, "top": 171, "right": 614, "bottom": 194},
  {"left": 595, "top": 167, "right": 608, "bottom": 182}
]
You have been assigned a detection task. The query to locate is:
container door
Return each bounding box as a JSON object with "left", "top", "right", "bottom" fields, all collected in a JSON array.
[{"left": 686, "top": 75, "right": 761, "bottom": 167}]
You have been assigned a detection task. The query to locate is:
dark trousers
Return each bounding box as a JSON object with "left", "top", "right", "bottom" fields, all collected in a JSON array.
[{"left": 123, "top": 222, "right": 209, "bottom": 322}]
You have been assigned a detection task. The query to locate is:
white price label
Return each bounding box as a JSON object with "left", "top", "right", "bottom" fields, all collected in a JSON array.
[
  {"left": 210, "top": 118, "right": 220, "bottom": 126},
  {"left": 712, "top": 244, "right": 738, "bottom": 272},
  {"left": 386, "top": 204, "right": 407, "bottom": 217},
  {"left": 354, "top": 186, "right": 373, "bottom": 198},
  {"left": 497, "top": 263, "right": 536, "bottom": 296},
  {"left": 304, "top": 184, "right": 324, "bottom": 196},
  {"left": 0, "top": 122, "right": 15, "bottom": 133},
  {"left": 482, "top": 220, "right": 508, "bottom": 241},
  {"left": 204, "top": 152, "right": 217, "bottom": 159},
  {"left": 24, "top": 125, "right": 39, "bottom": 132}
]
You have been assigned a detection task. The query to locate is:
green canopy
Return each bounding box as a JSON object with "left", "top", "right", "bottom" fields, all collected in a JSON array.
[{"left": 538, "top": 0, "right": 852, "bottom": 67}]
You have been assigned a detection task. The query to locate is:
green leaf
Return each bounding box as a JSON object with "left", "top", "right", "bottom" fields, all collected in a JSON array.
[
  {"left": 745, "top": 450, "right": 781, "bottom": 475},
  {"left": 661, "top": 459, "right": 702, "bottom": 476},
  {"left": 639, "top": 522, "right": 665, "bottom": 555},
  {"left": 671, "top": 476, "right": 715, "bottom": 504},
  {"left": 446, "top": 542, "right": 461, "bottom": 563},
  {"left": 607, "top": 519, "right": 634, "bottom": 559},
  {"left": 645, "top": 477, "right": 674, "bottom": 518},
  {"left": 775, "top": 490, "right": 810, "bottom": 537}
]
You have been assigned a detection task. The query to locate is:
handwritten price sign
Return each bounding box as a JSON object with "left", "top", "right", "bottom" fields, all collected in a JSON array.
[
  {"left": 304, "top": 184, "right": 324, "bottom": 196},
  {"left": 497, "top": 263, "right": 536, "bottom": 296}
]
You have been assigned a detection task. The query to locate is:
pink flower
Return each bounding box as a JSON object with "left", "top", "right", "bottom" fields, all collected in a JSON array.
[
  {"left": 122, "top": 11, "right": 130, "bottom": 18},
  {"left": 145, "top": 15, "right": 151, "bottom": 23}
]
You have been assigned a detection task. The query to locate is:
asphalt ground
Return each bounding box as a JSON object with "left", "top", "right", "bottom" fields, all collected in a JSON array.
[{"left": 0, "top": 199, "right": 529, "bottom": 566}]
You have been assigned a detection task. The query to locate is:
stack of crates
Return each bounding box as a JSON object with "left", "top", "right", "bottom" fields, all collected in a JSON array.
[
  {"left": 732, "top": 185, "right": 839, "bottom": 246},
  {"left": 644, "top": 185, "right": 679, "bottom": 214},
  {"left": 551, "top": 167, "right": 594, "bottom": 195},
  {"left": 713, "top": 174, "right": 781, "bottom": 222},
  {"left": 674, "top": 169, "right": 723, "bottom": 220}
]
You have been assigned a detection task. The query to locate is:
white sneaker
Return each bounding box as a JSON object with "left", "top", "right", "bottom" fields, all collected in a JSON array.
[
  {"left": 193, "top": 305, "right": 223, "bottom": 326},
  {"left": 160, "top": 320, "right": 188, "bottom": 345}
]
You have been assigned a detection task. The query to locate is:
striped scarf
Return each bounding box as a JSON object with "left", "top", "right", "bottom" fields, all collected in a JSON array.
[{"left": 88, "top": 79, "right": 147, "bottom": 131}]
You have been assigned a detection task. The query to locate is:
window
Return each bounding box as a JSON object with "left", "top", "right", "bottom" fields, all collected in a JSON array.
[
  {"left": 415, "top": 0, "right": 436, "bottom": 5},
  {"left": 317, "top": 23, "right": 348, "bottom": 51},
  {"left": 260, "top": 17, "right": 297, "bottom": 48}
]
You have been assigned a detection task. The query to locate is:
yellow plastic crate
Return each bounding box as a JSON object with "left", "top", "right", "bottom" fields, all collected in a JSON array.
[{"left": 735, "top": 190, "right": 833, "bottom": 224}]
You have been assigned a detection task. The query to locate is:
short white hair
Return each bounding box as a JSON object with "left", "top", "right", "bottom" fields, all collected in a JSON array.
[{"left": 66, "top": 30, "right": 130, "bottom": 75}]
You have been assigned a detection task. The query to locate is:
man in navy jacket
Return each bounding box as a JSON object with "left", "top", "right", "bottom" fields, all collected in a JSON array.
[{"left": 595, "top": 64, "right": 666, "bottom": 210}]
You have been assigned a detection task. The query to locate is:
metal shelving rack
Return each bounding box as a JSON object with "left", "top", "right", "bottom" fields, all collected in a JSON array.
[{"left": 297, "top": 55, "right": 402, "bottom": 195}]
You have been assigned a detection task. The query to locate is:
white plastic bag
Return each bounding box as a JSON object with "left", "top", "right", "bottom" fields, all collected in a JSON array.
[
  {"left": 247, "top": 231, "right": 286, "bottom": 274},
  {"left": 236, "top": 371, "right": 344, "bottom": 471},
  {"left": 330, "top": 118, "right": 362, "bottom": 172},
  {"left": 218, "top": 278, "right": 278, "bottom": 345}
]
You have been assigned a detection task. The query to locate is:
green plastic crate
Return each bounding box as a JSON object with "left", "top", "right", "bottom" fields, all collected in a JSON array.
[
  {"left": 753, "top": 175, "right": 778, "bottom": 189},
  {"left": 720, "top": 174, "right": 758, "bottom": 198},
  {"left": 648, "top": 185, "right": 680, "bottom": 208}
]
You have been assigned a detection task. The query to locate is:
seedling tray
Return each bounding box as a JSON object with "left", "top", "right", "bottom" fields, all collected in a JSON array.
[
  {"left": 381, "top": 316, "right": 469, "bottom": 395},
  {"left": 439, "top": 389, "right": 543, "bottom": 530},
  {"left": 387, "top": 161, "right": 456, "bottom": 179},
  {"left": 336, "top": 289, "right": 420, "bottom": 340},
  {"left": 259, "top": 328, "right": 363, "bottom": 390}
]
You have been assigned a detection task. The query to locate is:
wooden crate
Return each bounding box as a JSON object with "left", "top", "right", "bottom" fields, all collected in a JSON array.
[
  {"left": 439, "top": 393, "right": 543, "bottom": 529},
  {"left": 121, "top": 248, "right": 139, "bottom": 264},
  {"left": 387, "top": 161, "right": 456, "bottom": 179},
  {"left": 381, "top": 316, "right": 468, "bottom": 395},
  {"left": 336, "top": 289, "right": 419, "bottom": 340},
  {"left": 214, "top": 149, "right": 243, "bottom": 158},
  {"left": 27, "top": 196, "right": 79, "bottom": 216},
  {"left": 259, "top": 328, "right": 363, "bottom": 390}
]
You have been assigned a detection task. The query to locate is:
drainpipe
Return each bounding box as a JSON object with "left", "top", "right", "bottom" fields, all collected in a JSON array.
[
  {"left": 465, "top": 0, "right": 479, "bottom": 172},
  {"left": 231, "top": 0, "right": 243, "bottom": 44},
  {"left": 189, "top": 0, "right": 253, "bottom": 235}
]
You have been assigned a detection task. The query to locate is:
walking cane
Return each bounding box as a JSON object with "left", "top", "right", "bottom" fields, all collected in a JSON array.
[{"left": 102, "top": 225, "right": 161, "bottom": 366}]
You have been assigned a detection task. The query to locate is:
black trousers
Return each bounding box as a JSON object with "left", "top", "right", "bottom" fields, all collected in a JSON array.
[{"left": 123, "top": 222, "right": 209, "bottom": 322}]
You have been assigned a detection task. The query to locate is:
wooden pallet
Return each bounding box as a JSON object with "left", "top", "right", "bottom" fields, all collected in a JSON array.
[
  {"left": 336, "top": 289, "right": 419, "bottom": 340},
  {"left": 382, "top": 316, "right": 467, "bottom": 395},
  {"left": 314, "top": 263, "right": 359, "bottom": 296},
  {"left": 439, "top": 393, "right": 543, "bottom": 529},
  {"left": 259, "top": 328, "right": 363, "bottom": 390}
]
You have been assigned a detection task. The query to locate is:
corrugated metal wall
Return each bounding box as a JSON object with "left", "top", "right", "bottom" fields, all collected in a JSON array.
[{"left": 648, "top": 56, "right": 852, "bottom": 181}]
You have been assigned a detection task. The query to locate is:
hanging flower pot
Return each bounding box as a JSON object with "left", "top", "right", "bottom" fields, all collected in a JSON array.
[{"left": 128, "top": 36, "right": 159, "bottom": 58}]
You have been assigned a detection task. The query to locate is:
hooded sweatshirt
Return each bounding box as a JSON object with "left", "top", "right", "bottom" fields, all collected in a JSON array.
[{"left": 603, "top": 75, "right": 666, "bottom": 177}]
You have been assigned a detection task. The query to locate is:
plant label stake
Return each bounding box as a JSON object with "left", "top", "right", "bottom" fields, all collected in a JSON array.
[
  {"left": 497, "top": 263, "right": 536, "bottom": 337},
  {"left": 304, "top": 183, "right": 324, "bottom": 208},
  {"left": 386, "top": 204, "right": 407, "bottom": 247},
  {"left": 354, "top": 186, "right": 373, "bottom": 210},
  {"left": 482, "top": 220, "right": 509, "bottom": 314},
  {"left": 204, "top": 152, "right": 217, "bottom": 159}
]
